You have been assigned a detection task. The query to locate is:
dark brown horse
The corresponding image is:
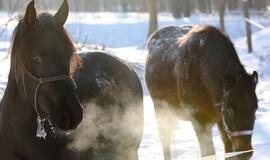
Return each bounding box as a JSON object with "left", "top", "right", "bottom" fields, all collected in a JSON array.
[
  {"left": 145, "top": 25, "right": 258, "bottom": 160},
  {"left": 0, "top": 1, "right": 143, "bottom": 160}
]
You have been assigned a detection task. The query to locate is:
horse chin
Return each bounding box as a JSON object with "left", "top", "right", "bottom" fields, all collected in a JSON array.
[
  {"left": 47, "top": 118, "right": 77, "bottom": 138},
  {"left": 231, "top": 137, "right": 253, "bottom": 160}
]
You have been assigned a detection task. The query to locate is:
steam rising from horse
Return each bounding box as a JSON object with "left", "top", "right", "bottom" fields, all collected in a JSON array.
[
  {"left": 145, "top": 25, "right": 258, "bottom": 160},
  {"left": 0, "top": 1, "right": 143, "bottom": 159}
]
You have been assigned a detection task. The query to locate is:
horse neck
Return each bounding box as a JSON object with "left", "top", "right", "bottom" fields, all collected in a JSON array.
[
  {"left": 206, "top": 62, "right": 245, "bottom": 104},
  {"left": 0, "top": 66, "right": 36, "bottom": 134}
]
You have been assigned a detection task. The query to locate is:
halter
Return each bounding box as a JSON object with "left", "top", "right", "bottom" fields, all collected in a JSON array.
[
  {"left": 22, "top": 66, "right": 77, "bottom": 139},
  {"left": 215, "top": 96, "right": 253, "bottom": 141},
  {"left": 220, "top": 105, "right": 253, "bottom": 140}
]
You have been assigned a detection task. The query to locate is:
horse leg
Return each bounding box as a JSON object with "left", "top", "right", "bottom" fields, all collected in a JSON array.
[
  {"left": 192, "top": 120, "right": 215, "bottom": 157},
  {"left": 154, "top": 101, "right": 175, "bottom": 160},
  {"left": 217, "top": 122, "right": 233, "bottom": 155}
]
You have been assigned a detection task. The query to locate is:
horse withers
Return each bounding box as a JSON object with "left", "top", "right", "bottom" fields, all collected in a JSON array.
[
  {"left": 0, "top": 1, "right": 143, "bottom": 160},
  {"left": 145, "top": 25, "right": 258, "bottom": 159}
]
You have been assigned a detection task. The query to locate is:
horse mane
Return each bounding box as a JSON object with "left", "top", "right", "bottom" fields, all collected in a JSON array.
[{"left": 10, "top": 13, "right": 81, "bottom": 75}]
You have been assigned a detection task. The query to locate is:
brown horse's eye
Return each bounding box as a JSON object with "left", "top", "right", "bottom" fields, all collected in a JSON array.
[{"left": 32, "top": 56, "right": 42, "bottom": 64}]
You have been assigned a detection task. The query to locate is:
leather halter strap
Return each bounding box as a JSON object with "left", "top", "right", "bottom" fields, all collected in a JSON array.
[
  {"left": 220, "top": 106, "right": 253, "bottom": 140},
  {"left": 23, "top": 67, "right": 77, "bottom": 118},
  {"left": 215, "top": 101, "right": 253, "bottom": 141}
]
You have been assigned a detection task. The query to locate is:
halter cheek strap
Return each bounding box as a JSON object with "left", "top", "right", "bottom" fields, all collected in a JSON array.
[
  {"left": 220, "top": 106, "right": 253, "bottom": 140},
  {"left": 22, "top": 67, "right": 77, "bottom": 139},
  {"left": 216, "top": 102, "right": 253, "bottom": 141}
]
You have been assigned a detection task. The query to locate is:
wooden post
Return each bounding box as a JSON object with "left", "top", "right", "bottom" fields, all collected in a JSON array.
[{"left": 243, "top": 0, "right": 253, "bottom": 53}]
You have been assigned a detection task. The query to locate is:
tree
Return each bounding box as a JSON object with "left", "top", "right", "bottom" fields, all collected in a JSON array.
[
  {"left": 147, "top": 0, "right": 158, "bottom": 38},
  {"left": 197, "top": 0, "right": 208, "bottom": 13},
  {"left": 170, "top": 0, "right": 181, "bottom": 18},
  {"left": 218, "top": 0, "right": 225, "bottom": 33},
  {"left": 243, "top": 0, "right": 253, "bottom": 53},
  {"left": 0, "top": 0, "right": 2, "bottom": 10},
  {"left": 137, "top": 0, "right": 147, "bottom": 12},
  {"left": 227, "top": 0, "right": 239, "bottom": 10},
  {"left": 251, "top": 0, "right": 267, "bottom": 10},
  {"left": 206, "top": 0, "right": 212, "bottom": 13},
  {"left": 182, "top": 0, "right": 191, "bottom": 17},
  {"left": 121, "top": 0, "right": 128, "bottom": 12}
]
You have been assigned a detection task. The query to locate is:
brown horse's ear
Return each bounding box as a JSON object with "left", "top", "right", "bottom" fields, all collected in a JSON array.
[
  {"left": 54, "top": 0, "right": 69, "bottom": 25},
  {"left": 252, "top": 71, "right": 258, "bottom": 85},
  {"left": 24, "top": 0, "right": 36, "bottom": 27}
]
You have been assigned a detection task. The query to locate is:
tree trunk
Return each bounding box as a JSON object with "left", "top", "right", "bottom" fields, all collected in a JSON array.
[
  {"left": 227, "top": 0, "right": 239, "bottom": 10},
  {"left": 218, "top": 0, "right": 225, "bottom": 33},
  {"left": 0, "top": 0, "right": 2, "bottom": 10},
  {"left": 139, "top": 0, "right": 148, "bottom": 12},
  {"left": 121, "top": 0, "right": 128, "bottom": 12},
  {"left": 207, "top": 0, "right": 212, "bottom": 13},
  {"left": 243, "top": 0, "right": 253, "bottom": 53},
  {"left": 182, "top": 0, "right": 191, "bottom": 17},
  {"left": 197, "top": 0, "right": 207, "bottom": 13},
  {"left": 252, "top": 0, "right": 267, "bottom": 10},
  {"left": 170, "top": 0, "right": 181, "bottom": 18},
  {"left": 147, "top": 0, "right": 158, "bottom": 38}
]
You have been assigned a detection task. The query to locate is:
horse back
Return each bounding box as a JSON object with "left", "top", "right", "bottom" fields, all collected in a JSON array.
[
  {"left": 71, "top": 51, "right": 144, "bottom": 158},
  {"left": 73, "top": 51, "right": 143, "bottom": 106}
]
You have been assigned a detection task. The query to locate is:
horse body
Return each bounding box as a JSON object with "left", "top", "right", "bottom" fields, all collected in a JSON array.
[
  {"left": 145, "top": 25, "right": 258, "bottom": 159},
  {"left": 70, "top": 51, "right": 143, "bottom": 160},
  {"left": 0, "top": 1, "right": 143, "bottom": 160}
]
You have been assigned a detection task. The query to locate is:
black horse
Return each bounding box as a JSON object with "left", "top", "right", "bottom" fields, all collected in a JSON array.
[
  {"left": 72, "top": 51, "right": 143, "bottom": 160},
  {"left": 145, "top": 25, "right": 258, "bottom": 159},
  {"left": 0, "top": 1, "right": 143, "bottom": 160}
]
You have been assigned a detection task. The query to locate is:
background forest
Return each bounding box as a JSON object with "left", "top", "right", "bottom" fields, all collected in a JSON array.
[{"left": 0, "top": 0, "right": 269, "bottom": 14}]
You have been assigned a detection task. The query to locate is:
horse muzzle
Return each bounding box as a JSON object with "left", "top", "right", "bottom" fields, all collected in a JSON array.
[{"left": 231, "top": 136, "right": 253, "bottom": 160}]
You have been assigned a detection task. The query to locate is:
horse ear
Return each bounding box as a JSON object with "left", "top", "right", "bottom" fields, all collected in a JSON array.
[
  {"left": 252, "top": 71, "right": 258, "bottom": 85},
  {"left": 223, "top": 75, "right": 235, "bottom": 90},
  {"left": 24, "top": 0, "right": 36, "bottom": 27},
  {"left": 54, "top": 0, "right": 69, "bottom": 25}
]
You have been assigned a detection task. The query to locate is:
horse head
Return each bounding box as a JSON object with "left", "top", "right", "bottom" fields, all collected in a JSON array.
[
  {"left": 222, "top": 71, "right": 258, "bottom": 158},
  {"left": 11, "top": 0, "right": 83, "bottom": 138}
]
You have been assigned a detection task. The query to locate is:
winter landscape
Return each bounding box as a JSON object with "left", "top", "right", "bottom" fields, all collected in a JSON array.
[{"left": 1, "top": 4, "right": 270, "bottom": 160}]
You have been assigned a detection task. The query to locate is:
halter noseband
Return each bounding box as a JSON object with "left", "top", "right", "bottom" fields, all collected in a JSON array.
[
  {"left": 215, "top": 99, "right": 253, "bottom": 141},
  {"left": 220, "top": 105, "right": 253, "bottom": 140},
  {"left": 22, "top": 66, "right": 77, "bottom": 139}
]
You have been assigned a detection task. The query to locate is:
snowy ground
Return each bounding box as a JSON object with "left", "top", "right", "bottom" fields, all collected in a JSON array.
[{"left": 1, "top": 12, "right": 270, "bottom": 159}]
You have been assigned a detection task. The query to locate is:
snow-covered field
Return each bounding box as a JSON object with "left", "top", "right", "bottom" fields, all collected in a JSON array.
[{"left": 1, "top": 12, "right": 270, "bottom": 159}]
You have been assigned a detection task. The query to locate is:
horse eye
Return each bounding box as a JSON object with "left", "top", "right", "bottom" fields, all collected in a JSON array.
[{"left": 32, "top": 56, "right": 42, "bottom": 64}]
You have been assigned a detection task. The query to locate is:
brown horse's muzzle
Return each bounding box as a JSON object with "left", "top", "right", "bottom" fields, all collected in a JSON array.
[
  {"left": 56, "top": 95, "right": 83, "bottom": 131},
  {"left": 232, "top": 136, "right": 253, "bottom": 160}
]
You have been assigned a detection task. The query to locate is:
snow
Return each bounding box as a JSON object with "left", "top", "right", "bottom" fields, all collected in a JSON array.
[{"left": 1, "top": 12, "right": 270, "bottom": 159}]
